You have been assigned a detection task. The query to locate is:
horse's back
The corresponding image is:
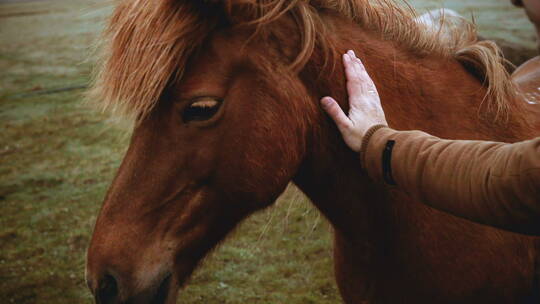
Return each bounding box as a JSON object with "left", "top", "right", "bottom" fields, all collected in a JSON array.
[{"left": 512, "top": 56, "right": 540, "bottom": 130}]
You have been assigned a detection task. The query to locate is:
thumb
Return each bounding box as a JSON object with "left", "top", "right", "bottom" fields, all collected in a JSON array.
[{"left": 321, "top": 97, "right": 352, "bottom": 132}]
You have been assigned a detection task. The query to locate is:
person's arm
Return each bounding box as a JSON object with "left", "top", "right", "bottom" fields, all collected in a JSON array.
[
  {"left": 361, "top": 126, "right": 540, "bottom": 235},
  {"left": 321, "top": 50, "right": 540, "bottom": 235}
]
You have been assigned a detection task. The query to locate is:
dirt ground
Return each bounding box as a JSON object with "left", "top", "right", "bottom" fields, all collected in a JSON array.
[{"left": 0, "top": 0, "right": 537, "bottom": 303}]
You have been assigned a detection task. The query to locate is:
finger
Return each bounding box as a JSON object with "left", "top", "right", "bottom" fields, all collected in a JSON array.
[
  {"left": 354, "top": 56, "right": 378, "bottom": 92},
  {"left": 351, "top": 52, "right": 371, "bottom": 80},
  {"left": 343, "top": 52, "right": 368, "bottom": 89},
  {"left": 343, "top": 56, "right": 370, "bottom": 105},
  {"left": 344, "top": 59, "right": 365, "bottom": 98},
  {"left": 347, "top": 50, "right": 366, "bottom": 78},
  {"left": 344, "top": 52, "right": 379, "bottom": 105},
  {"left": 345, "top": 50, "right": 372, "bottom": 80},
  {"left": 343, "top": 52, "right": 358, "bottom": 80},
  {"left": 321, "top": 97, "right": 352, "bottom": 132}
]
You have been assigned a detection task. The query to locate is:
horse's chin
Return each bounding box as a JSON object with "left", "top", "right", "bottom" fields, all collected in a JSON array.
[{"left": 124, "top": 273, "right": 180, "bottom": 304}]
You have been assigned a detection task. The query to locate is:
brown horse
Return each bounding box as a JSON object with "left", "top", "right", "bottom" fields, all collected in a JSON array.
[
  {"left": 86, "top": 1, "right": 540, "bottom": 303},
  {"left": 513, "top": 56, "right": 540, "bottom": 132}
]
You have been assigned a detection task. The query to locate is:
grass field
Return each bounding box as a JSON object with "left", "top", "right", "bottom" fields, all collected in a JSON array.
[{"left": 0, "top": 0, "right": 536, "bottom": 303}]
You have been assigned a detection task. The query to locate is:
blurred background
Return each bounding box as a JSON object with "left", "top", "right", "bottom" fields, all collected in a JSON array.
[{"left": 0, "top": 0, "right": 537, "bottom": 303}]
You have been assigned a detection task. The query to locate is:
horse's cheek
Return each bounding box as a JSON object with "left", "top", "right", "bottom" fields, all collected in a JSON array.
[{"left": 215, "top": 109, "right": 302, "bottom": 207}]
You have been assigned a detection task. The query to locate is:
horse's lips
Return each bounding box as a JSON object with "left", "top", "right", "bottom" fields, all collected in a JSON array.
[{"left": 153, "top": 273, "right": 174, "bottom": 304}]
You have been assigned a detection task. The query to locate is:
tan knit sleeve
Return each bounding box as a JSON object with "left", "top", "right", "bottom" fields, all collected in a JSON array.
[{"left": 361, "top": 127, "right": 540, "bottom": 235}]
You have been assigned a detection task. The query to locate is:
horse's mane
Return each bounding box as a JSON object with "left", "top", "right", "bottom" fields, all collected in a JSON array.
[{"left": 89, "top": 0, "right": 516, "bottom": 122}]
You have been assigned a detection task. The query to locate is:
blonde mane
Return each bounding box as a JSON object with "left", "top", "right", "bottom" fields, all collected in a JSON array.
[{"left": 89, "top": 0, "right": 516, "bottom": 122}]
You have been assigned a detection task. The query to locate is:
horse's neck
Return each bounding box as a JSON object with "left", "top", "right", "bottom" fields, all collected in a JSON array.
[
  {"left": 295, "top": 20, "right": 532, "bottom": 239},
  {"left": 294, "top": 146, "right": 383, "bottom": 240}
]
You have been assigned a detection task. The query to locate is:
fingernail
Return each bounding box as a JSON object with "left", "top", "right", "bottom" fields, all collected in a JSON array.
[
  {"left": 321, "top": 97, "right": 332, "bottom": 107},
  {"left": 343, "top": 53, "right": 350, "bottom": 61},
  {"left": 349, "top": 50, "right": 356, "bottom": 57}
]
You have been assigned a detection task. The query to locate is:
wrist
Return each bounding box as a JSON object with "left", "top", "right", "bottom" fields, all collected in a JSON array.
[{"left": 359, "top": 124, "right": 388, "bottom": 169}]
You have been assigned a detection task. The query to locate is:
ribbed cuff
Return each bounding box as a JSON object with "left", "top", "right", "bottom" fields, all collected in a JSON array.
[{"left": 359, "top": 124, "right": 388, "bottom": 170}]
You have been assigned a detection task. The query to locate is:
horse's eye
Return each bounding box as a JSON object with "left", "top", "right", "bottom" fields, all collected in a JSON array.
[{"left": 182, "top": 97, "right": 222, "bottom": 123}]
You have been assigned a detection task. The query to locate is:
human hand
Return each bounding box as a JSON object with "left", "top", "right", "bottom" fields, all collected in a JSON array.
[{"left": 321, "top": 50, "right": 388, "bottom": 152}]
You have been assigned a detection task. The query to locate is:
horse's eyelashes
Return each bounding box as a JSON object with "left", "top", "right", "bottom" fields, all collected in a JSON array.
[{"left": 182, "top": 97, "right": 222, "bottom": 123}]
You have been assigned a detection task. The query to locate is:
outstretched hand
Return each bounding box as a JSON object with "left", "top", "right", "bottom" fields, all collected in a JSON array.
[{"left": 321, "top": 50, "right": 388, "bottom": 152}]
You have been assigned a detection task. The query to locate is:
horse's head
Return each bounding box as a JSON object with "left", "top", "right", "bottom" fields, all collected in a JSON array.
[{"left": 86, "top": 1, "right": 336, "bottom": 303}]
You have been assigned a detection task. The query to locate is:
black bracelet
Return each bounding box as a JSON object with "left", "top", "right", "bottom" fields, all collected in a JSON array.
[{"left": 359, "top": 124, "right": 388, "bottom": 170}]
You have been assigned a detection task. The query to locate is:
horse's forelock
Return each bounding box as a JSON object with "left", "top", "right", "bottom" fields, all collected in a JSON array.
[{"left": 88, "top": 0, "right": 221, "bottom": 122}]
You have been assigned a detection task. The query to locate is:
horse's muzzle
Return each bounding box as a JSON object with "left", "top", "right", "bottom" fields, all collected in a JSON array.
[{"left": 89, "top": 272, "right": 175, "bottom": 304}]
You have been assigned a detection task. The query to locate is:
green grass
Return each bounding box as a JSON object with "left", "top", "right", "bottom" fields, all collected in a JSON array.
[
  {"left": 0, "top": 0, "right": 536, "bottom": 303},
  {"left": 0, "top": 91, "right": 122, "bottom": 303}
]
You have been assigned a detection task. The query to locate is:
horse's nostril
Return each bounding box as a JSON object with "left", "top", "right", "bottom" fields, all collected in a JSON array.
[{"left": 96, "top": 274, "right": 119, "bottom": 304}]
